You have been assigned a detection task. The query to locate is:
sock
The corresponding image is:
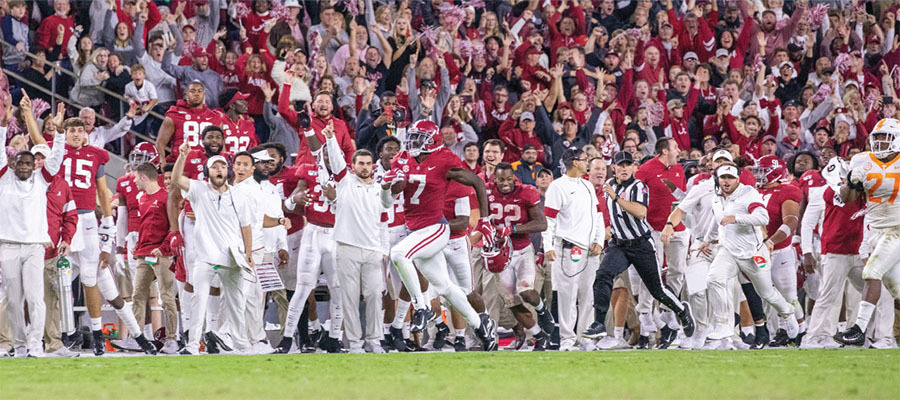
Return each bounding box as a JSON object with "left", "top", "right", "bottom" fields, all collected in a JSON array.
[
  {"left": 741, "top": 325, "right": 754, "bottom": 337},
  {"left": 527, "top": 324, "right": 541, "bottom": 336},
  {"left": 309, "top": 319, "right": 321, "bottom": 331},
  {"left": 855, "top": 301, "right": 876, "bottom": 332},
  {"left": 391, "top": 300, "right": 411, "bottom": 329},
  {"left": 383, "top": 323, "right": 391, "bottom": 335},
  {"left": 536, "top": 299, "right": 546, "bottom": 312},
  {"left": 207, "top": 295, "right": 221, "bottom": 332},
  {"left": 144, "top": 324, "right": 153, "bottom": 338},
  {"left": 455, "top": 328, "right": 466, "bottom": 337},
  {"left": 114, "top": 306, "right": 142, "bottom": 337},
  {"left": 402, "top": 321, "right": 410, "bottom": 339},
  {"left": 90, "top": 317, "right": 102, "bottom": 331},
  {"left": 614, "top": 326, "right": 624, "bottom": 339}
]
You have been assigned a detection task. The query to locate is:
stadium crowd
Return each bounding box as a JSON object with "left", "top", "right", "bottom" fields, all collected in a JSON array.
[{"left": 1, "top": 0, "right": 900, "bottom": 357}]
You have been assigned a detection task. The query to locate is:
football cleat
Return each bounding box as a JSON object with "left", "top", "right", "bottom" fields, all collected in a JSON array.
[
  {"left": 678, "top": 301, "right": 695, "bottom": 337},
  {"left": 769, "top": 329, "right": 790, "bottom": 347},
  {"left": 597, "top": 336, "right": 631, "bottom": 350},
  {"left": 454, "top": 336, "right": 467, "bottom": 352},
  {"left": 634, "top": 335, "right": 651, "bottom": 349},
  {"left": 656, "top": 327, "right": 677, "bottom": 349},
  {"left": 135, "top": 334, "right": 158, "bottom": 355},
  {"left": 475, "top": 313, "right": 498, "bottom": 351},
  {"left": 410, "top": 307, "right": 434, "bottom": 333},
  {"left": 536, "top": 308, "right": 556, "bottom": 335},
  {"left": 751, "top": 325, "right": 770, "bottom": 350},
  {"left": 533, "top": 332, "right": 548, "bottom": 352},
  {"left": 583, "top": 321, "right": 607, "bottom": 339},
  {"left": 304, "top": 328, "right": 323, "bottom": 353},
  {"left": 204, "top": 332, "right": 220, "bottom": 354},
  {"left": 504, "top": 325, "right": 526, "bottom": 351},
  {"left": 274, "top": 337, "right": 293, "bottom": 354},
  {"left": 92, "top": 330, "right": 105, "bottom": 356},
  {"left": 318, "top": 335, "right": 342, "bottom": 353},
  {"left": 432, "top": 322, "right": 451, "bottom": 350},
  {"left": 160, "top": 339, "right": 180, "bottom": 355},
  {"left": 835, "top": 324, "right": 865, "bottom": 346},
  {"left": 740, "top": 331, "right": 756, "bottom": 346},
  {"left": 389, "top": 327, "right": 408, "bottom": 352}
]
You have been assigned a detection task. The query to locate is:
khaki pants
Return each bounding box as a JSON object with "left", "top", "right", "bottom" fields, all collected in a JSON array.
[
  {"left": 133, "top": 256, "right": 177, "bottom": 340},
  {"left": 336, "top": 243, "right": 384, "bottom": 350},
  {"left": 43, "top": 256, "right": 64, "bottom": 352}
]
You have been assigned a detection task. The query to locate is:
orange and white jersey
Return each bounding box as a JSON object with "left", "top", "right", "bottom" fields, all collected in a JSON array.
[{"left": 850, "top": 152, "right": 900, "bottom": 229}]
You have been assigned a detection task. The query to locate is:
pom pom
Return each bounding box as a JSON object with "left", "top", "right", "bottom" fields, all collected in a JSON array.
[
  {"left": 647, "top": 101, "right": 665, "bottom": 126},
  {"left": 232, "top": 2, "right": 250, "bottom": 20},
  {"left": 418, "top": 26, "right": 443, "bottom": 59},
  {"left": 270, "top": 1, "right": 292, "bottom": 22},
  {"left": 343, "top": 0, "right": 359, "bottom": 17},
  {"left": 31, "top": 98, "right": 50, "bottom": 120},
  {"left": 834, "top": 53, "right": 851, "bottom": 74},
  {"left": 438, "top": 4, "right": 467, "bottom": 31},
  {"left": 625, "top": 28, "right": 642, "bottom": 42},
  {"left": 812, "top": 83, "right": 832, "bottom": 104},
  {"left": 807, "top": 4, "right": 828, "bottom": 30}
]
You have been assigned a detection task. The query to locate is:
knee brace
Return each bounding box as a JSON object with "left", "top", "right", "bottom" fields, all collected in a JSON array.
[{"left": 97, "top": 269, "right": 120, "bottom": 301}]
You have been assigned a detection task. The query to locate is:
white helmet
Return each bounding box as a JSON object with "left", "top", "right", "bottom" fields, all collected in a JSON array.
[
  {"left": 869, "top": 118, "right": 900, "bottom": 159},
  {"left": 821, "top": 157, "right": 848, "bottom": 187}
]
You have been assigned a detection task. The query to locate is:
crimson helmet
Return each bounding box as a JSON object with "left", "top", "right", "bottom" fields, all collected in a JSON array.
[
  {"left": 750, "top": 155, "right": 786, "bottom": 187},
  {"left": 129, "top": 142, "right": 160, "bottom": 169},
  {"left": 404, "top": 120, "right": 442, "bottom": 157},
  {"left": 482, "top": 236, "right": 512, "bottom": 273}
]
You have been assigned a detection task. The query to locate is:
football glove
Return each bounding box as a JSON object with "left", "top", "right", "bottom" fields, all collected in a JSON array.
[
  {"left": 477, "top": 218, "right": 497, "bottom": 248},
  {"left": 497, "top": 225, "right": 514, "bottom": 238},
  {"left": 99, "top": 216, "right": 115, "bottom": 253}
]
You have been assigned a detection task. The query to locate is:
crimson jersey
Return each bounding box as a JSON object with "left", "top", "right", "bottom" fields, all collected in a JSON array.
[
  {"left": 135, "top": 188, "right": 171, "bottom": 257},
  {"left": 117, "top": 174, "right": 141, "bottom": 233},
  {"left": 392, "top": 148, "right": 462, "bottom": 230},
  {"left": 164, "top": 101, "right": 221, "bottom": 162},
  {"left": 63, "top": 144, "right": 110, "bottom": 211},
  {"left": 797, "top": 169, "right": 827, "bottom": 199},
  {"left": 375, "top": 162, "right": 406, "bottom": 228},
  {"left": 443, "top": 181, "right": 476, "bottom": 239},
  {"left": 216, "top": 111, "right": 259, "bottom": 153},
  {"left": 269, "top": 166, "right": 305, "bottom": 234},
  {"left": 486, "top": 182, "right": 541, "bottom": 250},
  {"left": 821, "top": 186, "right": 866, "bottom": 255},
  {"left": 295, "top": 163, "right": 344, "bottom": 227},
  {"left": 758, "top": 183, "right": 803, "bottom": 250}
]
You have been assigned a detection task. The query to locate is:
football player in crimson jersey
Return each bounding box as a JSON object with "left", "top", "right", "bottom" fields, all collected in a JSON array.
[
  {"left": 385, "top": 120, "right": 499, "bottom": 351},
  {"left": 487, "top": 163, "right": 554, "bottom": 351},
  {"left": 34, "top": 111, "right": 156, "bottom": 356},
  {"left": 276, "top": 120, "right": 345, "bottom": 354},
  {"left": 837, "top": 119, "right": 900, "bottom": 346},
  {"left": 751, "top": 155, "right": 805, "bottom": 347},
  {"left": 217, "top": 89, "right": 259, "bottom": 153},
  {"left": 156, "top": 81, "right": 221, "bottom": 163}
]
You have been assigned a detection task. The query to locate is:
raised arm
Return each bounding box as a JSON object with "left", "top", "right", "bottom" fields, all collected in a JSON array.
[{"left": 172, "top": 142, "right": 192, "bottom": 191}]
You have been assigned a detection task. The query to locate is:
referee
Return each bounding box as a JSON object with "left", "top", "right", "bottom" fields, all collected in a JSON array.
[{"left": 585, "top": 151, "right": 695, "bottom": 346}]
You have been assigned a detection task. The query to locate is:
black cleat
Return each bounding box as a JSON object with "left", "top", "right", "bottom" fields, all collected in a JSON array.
[
  {"left": 769, "top": 329, "right": 790, "bottom": 348},
  {"left": 432, "top": 322, "right": 450, "bottom": 350},
  {"left": 274, "top": 336, "right": 292, "bottom": 354},
  {"left": 179, "top": 348, "right": 195, "bottom": 355},
  {"left": 474, "top": 313, "right": 498, "bottom": 351},
  {"left": 454, "top": 336, "right": 467, "bottom": 352},
  {"left": 63, "top": 331, "right": 84, "bottom": 350},
  {"left": 506, "top": 324, "right": 525, "bottom": 350},
  {"left": 92, "top": 330, "right": 105, "bottom": 356},
  {"left": 304, "top": 328, "right": 322, "bottom": 353},
  {"left": 405, "top": 338, "right": 426, "bottom": 352},
  {"left": 204, "top": 332, "right": 220, "bottom": 354},
  {"left": 135, "top": 335, "right": 158, "bottom": 355},
  {"left": 389, "top": 327, "right": 407, "bottom": 352},
  {"left": 792, "top": 330, "right": 806, "bottom": 346},
  {"left": 835, "top": 324, "right": 865, "bottom": 346},
  {"left": 532, "top": 332, "right": 548, "bottom": 352},
  {"left": 583, "top": 321, "right": 607, "bottom": 339},
  {"left": 751, "top": 325, "right": 769, "bottom": 350},
  {"left": 740, "top": 331, "right": 756, "bottom": 346},
  {"left": 536, "top": 307, "right": 556, "bottom": 335},
  {"left": 634, "top": 335, "right": 651, "bottom": 349},
  {"left": 678, "top": 302, "right": 695, "bottom": 337},
  {"left": 210, "top": 331, "right": 232, "bottom": 352},
  {"left": 319, "top": 335, "right": 344, "bottom": 353},
  {"left": 657, "top": 327, "right": 677, "bottom": 349},
  {"left": 410, "top": 307, "right": 434, "bottom": 333}
]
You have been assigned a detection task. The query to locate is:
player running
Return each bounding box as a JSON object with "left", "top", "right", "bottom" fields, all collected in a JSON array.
[
  {"left": 837, "top": 118, "right": 900, "bottom": 346},
  {"left": 385, "top": 120, "right": 498, "bottom": 351}
]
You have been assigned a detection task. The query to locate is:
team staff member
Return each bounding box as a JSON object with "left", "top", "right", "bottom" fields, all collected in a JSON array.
[
  {"left": 702, "top": 164, "right": 799, "bottom": 350},
  {"left": 0, "top": 129, "right": 65, "bottom": 357},
  {"left": 130, "top": 163, "right": 180, "bottom": 354},
  {"left": 172, "top": 142, "right": 255, "bottom": 355},
  {"left": 586, "top": 151, "right": 695, "bottom": 350},
  {"left": 542, "top": 148, "right": 604, "bottom": 351}
]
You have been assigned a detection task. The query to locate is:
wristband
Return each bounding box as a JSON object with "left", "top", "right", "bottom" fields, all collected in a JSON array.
[
  {"left": 666, "top": 222, "right": 674, "bottom": 227},
  {"left": 304, "top": 129, "right": 316, "bottom": 138},
  {"left": 284, "top": 197, "right": 296, "bottom": 211},
  {"left": 512, "top": 225, "right": 517, "bottom": 234}
]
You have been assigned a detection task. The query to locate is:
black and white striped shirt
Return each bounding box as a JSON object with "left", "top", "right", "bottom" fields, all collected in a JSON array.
[{"left": 606, "top": 177, "right": 651, "bottom": 240}]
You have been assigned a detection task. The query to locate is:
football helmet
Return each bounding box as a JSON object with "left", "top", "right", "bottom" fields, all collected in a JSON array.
[
  {"left": 129, "top": 142, "right": 160, "bottom": 169},
  {"left": 482, "top": 236, "right": 512, "bottom": 274},
  {"left": 869, "top": 118, "right": 900, "bottom": 159},
  {"left": 821, "top": 157, "right": 848, "bottom": 187},
  {"left": 404, "top": 120, "right": 442, "bottom": 157},
  {"left": 750, "top": 155, "right": 786, "bottom": 187}
]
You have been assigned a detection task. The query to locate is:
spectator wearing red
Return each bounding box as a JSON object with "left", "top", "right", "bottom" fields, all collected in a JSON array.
[
  {"left": 744, "top": 0, "right": 807, "bottom": 65},
  {"left": 668, "top": 6, "right": 716, "bottom": 63},
  {"left": 238, "top": 53, "right": 276, "bottom": 142},
  {"left": 279, "top": 78, "right": 355, "bottom": 166},
  {"left": 113, "top": 0, "right": 161, "bottom": 43},
  {"left": 547, "top": 2, "right": 587, "bottom": 65},
  {"left": 36, "top": 0, "right": 75, "bottom": 58},
  {"left": 242, "top": 0, "right": 276, "bottom": 52},
  {"left": 499, "top": 110, "right": 545, "bottom": 165}
]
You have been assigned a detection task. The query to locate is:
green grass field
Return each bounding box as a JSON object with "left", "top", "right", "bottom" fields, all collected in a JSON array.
[{"left": 1, "top": 349, "right": 898, "bottom": 399}]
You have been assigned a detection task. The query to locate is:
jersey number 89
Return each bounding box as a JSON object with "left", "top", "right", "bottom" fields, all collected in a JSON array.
[{"left": 184, "top": 121, "right": 213, "bottom": 147}]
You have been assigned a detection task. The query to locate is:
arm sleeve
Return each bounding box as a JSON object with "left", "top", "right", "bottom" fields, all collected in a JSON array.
[
  {"left": 800, "top": 192, "right": 825, "bottom": 254},
  {"left": 277, "top": 83, "right": 299, "bottom": 126},
  {"left": 44, "top": 133, "right": 66, "bottom": 176},
  {"left": 116, "top": 205, "right": 129, "bottom": 247}
]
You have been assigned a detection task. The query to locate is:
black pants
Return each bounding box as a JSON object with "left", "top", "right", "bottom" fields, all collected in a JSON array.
[{"left": 593, "top": 236, "right": 684, "bottom": 321}]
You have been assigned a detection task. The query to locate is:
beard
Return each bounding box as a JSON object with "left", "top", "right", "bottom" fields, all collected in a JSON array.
[
  {"left": 210, "top": 174, "right": 226, "bottom": 188},
  {"left": 253, "top": 169, "right": 269, "bottom": 182},
  {"left": 204, "top": 144, "right": 222, "bottom": 156}
]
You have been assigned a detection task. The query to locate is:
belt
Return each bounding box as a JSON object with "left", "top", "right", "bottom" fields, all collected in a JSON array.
[{"left": 611, "top": 234, "right": 650, "bottom": 248}]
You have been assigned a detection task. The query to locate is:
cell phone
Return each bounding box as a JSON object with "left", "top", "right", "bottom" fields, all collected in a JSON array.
[
  {"left": 463, "top": 95, "right": 473, "bottom": 103},
  {"left": 884, "top": 96, "right": 893, "bottom": 105}
]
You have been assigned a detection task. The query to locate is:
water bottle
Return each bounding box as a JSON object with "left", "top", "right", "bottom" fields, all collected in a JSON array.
[{"left": 57, "top": 257, "right": 76, "bottom": 334}]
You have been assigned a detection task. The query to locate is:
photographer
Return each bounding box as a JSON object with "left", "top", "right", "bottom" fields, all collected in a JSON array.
[{"left": 356, "top": 91, "right": 406, "bottom": 154}]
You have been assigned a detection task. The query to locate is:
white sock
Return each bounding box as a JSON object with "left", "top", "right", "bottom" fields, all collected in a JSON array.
[
  {"left": 614, "top": 326, "right": 624, "bottom": 339},
  {"left": 114, "top": 306, "right": 142, "bottom": 337},
  {"left": 527, "top": 324, "right": 541, "bottom": 336},
  {"left": 741, "top": 325, "right": 754, "bottom": 336},
  {"left": 536, "top": 298, "right": 546, "bottom": 312},
  {"left": 90, "top": 317, "right": 102, "bottom": 331},
  {"left": 207, "top": 295, "right": 221, "bottom": 332},
  {"left": 144, "top": 324, "right": 153, "bottom": 338},
  {"left": 383, "top": 323, "right": 391, "bottom": 335},
  {"left": 391, "top": 300, "right": 411, "bottom": 329},
  {"left": 855, "top": 301, "right": 876, "bottom": 332},
  {"left": 455, "top": 328, "right": 466, "bottom": 337},
  {"left": 309, "top": 318, "right": 321, "bottom": 331},
  {"left": 402, "top": 321, "right": 410, "bottom": 339}
]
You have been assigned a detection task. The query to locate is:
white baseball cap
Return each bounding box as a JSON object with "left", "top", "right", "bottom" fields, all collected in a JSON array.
[
  {"left": 716, "top": 165, "right": 739, "bottom": 178},
  {"left": 252, "top": 150, "right": 274, "bottom": 162},
  {"left": 31, "top": 144, "right": 51, "bottom": 158},
  {"left": 206, "top": 155, "right": 229, "bottom": 169},
  {"left": 285, "top": 0, "right": 301, "bottom": 7},
  {"left": 712, "top": 149, "right": 733, "bottom": 162},
  {"left": 715, "top": 49, "right": 729, "bottom": 58}
]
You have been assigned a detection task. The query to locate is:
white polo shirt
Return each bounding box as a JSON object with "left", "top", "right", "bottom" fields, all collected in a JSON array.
[
  {"left": 542, "top": 175, "right": 604, "bottom": 251},
  {"left": 233, "top": 177, "right": 267, "bottom": 253},
  {"left": 184, "top": 179, "right": 254, "bottom": 266},
  {"left": 708, "top": 184, "right": 770, "bottom": 259},
  {"left": 0, "top": 133, "right": 65, "bottom": 244}
]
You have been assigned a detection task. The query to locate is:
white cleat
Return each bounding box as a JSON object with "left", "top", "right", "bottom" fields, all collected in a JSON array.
[
  {"left": 348, "top": 347, "right": 365, "bottom": 354},
  {"left": 780, "top": 315, "right": 800, "bottom": 339},
  {"left": 110, "top": 338, "right": 141, "bottom": 352},
  {"left": 597, "top": 336, "right": 631, "bottom": 350},
  {"left": 160, "top": 340, "right": 180, "bottom": 354},
  {"left": 250, "top": 341, "right": 276, "bottom": 355},
  {"left": 701, "top": 339, "right": 728, "bottom": 350},
  {"left": 46, "top": 347, "right": 80, "bottom": 358},
  {"left": 870, "top": 338, "right": 898, "bottom": 349}
]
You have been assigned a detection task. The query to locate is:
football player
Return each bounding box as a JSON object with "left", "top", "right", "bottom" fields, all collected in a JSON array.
[
  {"left": 217, "top": 89, "right": 259, "bottom": 153},
  {"left": 385, "top": 120, "right": 499, "bottom": 351},
  {"left": 751, "top": 155, "right": 805, "bottom": 346},
  {"left": 156, "top": 80, "right": 221, "bottom": 163},
  {"left": 837, "top": 118, "right": 900, "bottom": 346},
  {"left": 486, "top": 163, "right": 554, "bottom": 351}
]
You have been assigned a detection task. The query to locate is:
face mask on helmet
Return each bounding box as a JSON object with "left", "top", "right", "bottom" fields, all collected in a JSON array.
[
  {"left": 750, "top": 155, "right": 785, "bottom": 187},
  {"left": 404, "top": 120, "right": 442, "bottom": 157},
  {"left": 870, "top": 118, "right": 900, "bottom": 159}
]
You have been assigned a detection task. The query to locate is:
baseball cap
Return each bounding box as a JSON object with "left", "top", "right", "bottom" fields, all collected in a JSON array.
[
  {"left": 527, "top": 46, "right": 543, "bottom": 56},
  {"left": 194, "top": 0, "right": 209, "bottom": 5},
  {"left": 715, "top": 48, "right": 729, "bottom": 58},
  {"left": 252, "top": 150, "right": 274, "bottom": 162},
  {"left": 867, "top": 34, "right": 881, "bottom": 44},
  {"left": 284, "top": 0, "right": 301, "bottom": 7},
  {"left": 712, "top": 149, "right": 733, "bottom": 162},
  {"left": 613, "top": 151, "right": 634, "bottom": 165},
  {"left": 667, "top": 99, "right": 685, "bottom": 110},
  {"left": 207, "top": 155, "right": 228, "bottom": 169},
  {"left": 787, "top": 43, "right": 804, "bottom": 53},
  {"left": 520, "top": 112, "right": 535, "bottom": 122},
  {"left": 762, "top": 135, "right": 777, "bottom": 143},
  {"left": 223, "top": 90, "right": 250, "bottom": 109},
  {"left": 789, "top": 120, "right": 801, "bottom": 127},
  {"left": 779, "top": 61, "right": 794, "bottom": 70},
  {"left": 683, "top": 52, "right": 699, "bottom": 61},
  {"left": 716, "top": 165, "right": 739, "bottom": 178},
  {"left": 182, "top": 23, "right": 196, "bottom": 32},
  {"left": 558, "top": 101, "right": 572, "bottom": 110},
  {"left": 783, "top": 99, "right": 800, "bottom": 108},
  {"left": 31, "top": 144, "right": 51, "bottom": 158}
]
